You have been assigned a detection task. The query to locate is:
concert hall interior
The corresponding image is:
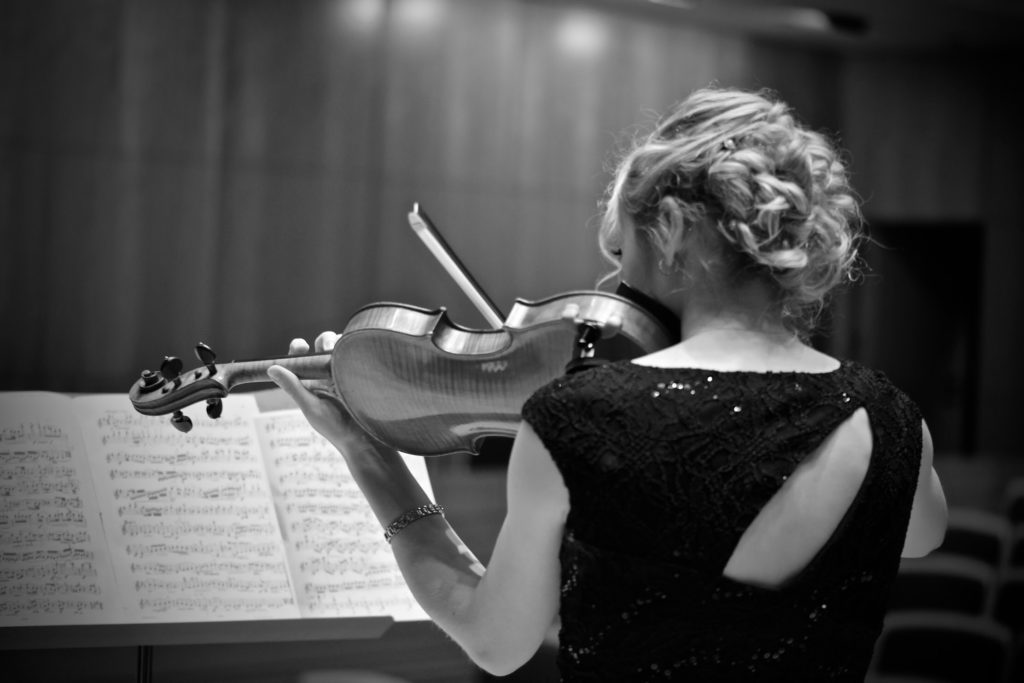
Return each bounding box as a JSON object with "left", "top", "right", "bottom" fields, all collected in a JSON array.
[{"left": 2, "top": 1, "right": 1023, "bottom": 681}]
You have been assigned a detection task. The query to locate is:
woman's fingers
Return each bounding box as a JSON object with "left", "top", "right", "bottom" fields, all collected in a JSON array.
[
  {"left": 314, "top": 331, "right": 340, "bottom": 353},
  {"left": 267, "top": 365, "right": 315, "bottom": 409},
  {"left": 287, "top": 332, "right": 338, "bottom": 356}
]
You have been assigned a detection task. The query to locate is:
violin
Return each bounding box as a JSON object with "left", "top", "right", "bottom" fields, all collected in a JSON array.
[{"left": 129, "top": 205, "right": 679, "bottom": 456}]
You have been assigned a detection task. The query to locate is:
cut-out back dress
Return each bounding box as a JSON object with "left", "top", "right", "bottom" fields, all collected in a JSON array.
[{"left": 521, "top": 359, "right": 922, "bottom": 682}]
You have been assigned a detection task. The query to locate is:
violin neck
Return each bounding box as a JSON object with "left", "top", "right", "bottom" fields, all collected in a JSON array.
[
  {"left": 130, "top": 351, "right": 334, "bottom": 418},
  {"left": 221, "top": 352, "right": 332, "bottom": 392}
]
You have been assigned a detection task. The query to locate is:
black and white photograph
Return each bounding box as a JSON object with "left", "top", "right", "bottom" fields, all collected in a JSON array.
[{"left": 2, "top": 1, "right": 1022, "bottom": 681}]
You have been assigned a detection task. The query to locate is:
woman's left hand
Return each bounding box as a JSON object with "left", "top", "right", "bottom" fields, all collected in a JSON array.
[{"left": 266, "top": 331, "right": 376, "bottom": 452}]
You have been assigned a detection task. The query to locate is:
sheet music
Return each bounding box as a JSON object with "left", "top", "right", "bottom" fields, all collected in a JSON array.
[
  {"left": 255, "top": 409, "right": 432, "bottom": 621},
  {"left": 73, "top": 394, "right": 300, "bottom": 622},
  {"left": 0, "top": 393, "right": 123, "bottom": 625}
]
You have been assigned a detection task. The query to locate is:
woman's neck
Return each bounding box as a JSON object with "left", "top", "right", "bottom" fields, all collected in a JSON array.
[
  {"left": 634, "top": 317, "right": 836, "bottom": 372},
  {"left": 631, "top": 284, "right": 839, "bottom": 372},
  {"left": 677, "top": 278, "right": 791, "bottom": 343},
  {"left": 681, "top": 311, "right": 796, "bottom": 344}
]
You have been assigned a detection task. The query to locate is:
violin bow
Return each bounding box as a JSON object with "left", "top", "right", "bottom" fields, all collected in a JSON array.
[{"left": 407, "top": 203, "right": 506, "bottom": 329}]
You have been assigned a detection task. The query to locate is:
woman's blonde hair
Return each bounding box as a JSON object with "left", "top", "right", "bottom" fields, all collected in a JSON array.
[{"left": 599, "top": 86, "right": 862, "bottom": 333}]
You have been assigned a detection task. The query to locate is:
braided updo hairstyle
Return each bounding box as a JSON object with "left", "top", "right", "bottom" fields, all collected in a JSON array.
[{"left": 599, "top": 87, "right": 862, "bottom": 333}]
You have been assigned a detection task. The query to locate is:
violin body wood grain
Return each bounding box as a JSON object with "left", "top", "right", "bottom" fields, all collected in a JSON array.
[{"left": 330, "top": 293, "right": 674, "bottom": 456}]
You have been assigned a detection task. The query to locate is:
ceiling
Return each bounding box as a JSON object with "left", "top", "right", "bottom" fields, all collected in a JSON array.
[{"left": 599, "top": 0, "right": 1024, "bottom": 52}]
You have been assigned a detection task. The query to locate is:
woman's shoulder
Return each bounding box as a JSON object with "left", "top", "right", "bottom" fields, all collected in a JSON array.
[
  {"left": 840, "top": 360, "right": 917, "bottom": 401},
  {"left": 522, "top": 354, "right": 918, "bottom": 418},
  {"left": 524, "top": 362, "right": 621, "bottom": 410},
  {"left": 521, "top": 361, "right": 651, "bottom": 431}
]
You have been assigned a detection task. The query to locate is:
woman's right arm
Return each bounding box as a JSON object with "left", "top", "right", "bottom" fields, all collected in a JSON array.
[
  {"left": 901, "top": 419, "right": 948, "bottom": 558},
  {"left": 268, "top": 333, "right": 566, "bottom": 676}
]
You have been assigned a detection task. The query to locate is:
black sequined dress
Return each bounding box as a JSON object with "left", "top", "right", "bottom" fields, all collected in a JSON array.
[{"left": 521, "top": 359, "right": 922, "bottom": 682}]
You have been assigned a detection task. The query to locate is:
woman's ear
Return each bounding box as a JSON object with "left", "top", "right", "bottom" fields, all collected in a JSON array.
[{"left": 654, "top": 196, "right": 688, "bottom": 269}]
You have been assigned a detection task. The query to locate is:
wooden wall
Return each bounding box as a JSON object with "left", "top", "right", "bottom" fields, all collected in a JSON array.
[
  {"left": 0, "top": 0, "right": 838, "bottom": 391},
  {"left": 838, "top": 50, "right": 1024, "bottom": 456}
]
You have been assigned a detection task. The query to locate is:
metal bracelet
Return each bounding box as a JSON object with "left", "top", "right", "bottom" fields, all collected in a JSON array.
[{"left": 383, "top": 503, "right": 445, "bottom": 543}]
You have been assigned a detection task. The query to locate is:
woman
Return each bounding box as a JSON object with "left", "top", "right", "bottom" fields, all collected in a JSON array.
[{"left": 268, "top": 87, "right": 947, "bottom": 681}]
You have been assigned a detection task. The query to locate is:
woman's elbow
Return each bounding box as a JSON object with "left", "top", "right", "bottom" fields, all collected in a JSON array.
[
  {"left": 473, "top": 656, "right": 524, "bottom": 678},
  {"left": 901, "top": 524, "right": 946, "bottom": 558},
  {"left": 901, "top": 499, "right": 948, "bottom": 558},
  {"left": 901, "top": 468, "right": 949, "bottom": 558},
  {"left": 463, "top": 634, "right": 537, "bottom": 677}
]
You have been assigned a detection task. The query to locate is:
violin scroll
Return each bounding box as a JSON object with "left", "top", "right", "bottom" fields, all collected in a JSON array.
[{"left": 129, "top": 340, "right": 333, "bottom": 431}]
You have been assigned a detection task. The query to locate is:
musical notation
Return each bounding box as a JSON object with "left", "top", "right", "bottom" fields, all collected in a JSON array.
[
  {"left": 105, "top": 449, "right": 254, "bottom": 466},
  {"left": 293, "top": 537, "right": 380, "bottom": 555},
  {"left": 3, "top": 529, "right": 92, "bottom": 547},
  {"left": 116, "top": 501, "right": 268, "bottom": 520},
  {"left": 1, "top": 581, "right": 103, "bottom": 597},
  {"left": 0, "top": 393, "right": 121, "bottom": 626},
  {"left": 298, "top": 554, "right": 396, "bottom": 577},
  {"left": 288, "top": 517, "right": 380, "bottom": 536},
  {"left": 124, "top": 540, "right": 283, "bottom": 559},
  {"left": 134, "top": 575, "right": 292, "bottom": 595},
  {"left": 138, "top": 595, "right": 295, "bottom": 614},
  {"left": 111, "top": 484, "right": 260, "bottom": 501},
  {"left": 279, "top": 486, "right": 364, "bottom": 500},
  {"left": 108, "top": 468, "right": 263, "bottom": 482},
  {"left": 2, "top": 509, "right": 86, "bottom": 526},
  {"left": 2, "top": 548, "right": 95, "bottom": 563},
  {"left": 2, "top": 449, "right": 73, "bottom": 464},
  {"left": 1, "top": 423, "right": 68, "bottom": 444},
  {"left": 0, "top": 598, "right": 105, "bottom": 617},
  {"left": 100, "top": 429, "right": 251, "bottom": 448},
  {"left": 121, "top": 519, "right": 277, "bottom": 539},
  {"left": 74, "top": 395, "right": 300, "bottom": 622},
  {"left": 0, "top": 479, "right": 79, "bottom": 497},
  {"left": 0, "top": 392, "right": 432, "bottom": 626},
  {"left": 129, "top": 559, "right": 286, "bottom": 576},
  {"left": 0, "top": 463, "right": 77, "bottom": 481},
  {"left": 284, "top": 501, "right": 364, "bottom": 516},
  {"left": 254, "top": 411, "right": 431, "bottom": 620},
  {"left": 0, "top": 561, "right": 99, "bottom": 582},
  {"left": 1, "top": 495, "right": 83, "bottom": 513}
]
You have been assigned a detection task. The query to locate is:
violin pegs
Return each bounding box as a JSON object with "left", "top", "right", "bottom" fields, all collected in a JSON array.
[
  {"left": 195, "top": 342, "right": 217, "bottom": 373},
  {"left": 170, "top": 410, "right": 193, "bottom": 433},
  {"left": 138, "top": 369, "right": 164, "bottom": 389},
  {"left": 206, "top": 398, "right": 223, "bottom": 419},
  {"left": 160, "top": 356, "right": 184, "bottom": 381}
]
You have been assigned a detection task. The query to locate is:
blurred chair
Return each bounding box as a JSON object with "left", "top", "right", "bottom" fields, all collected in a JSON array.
[
  {"left": 934, "top": 507, "right": 1012, "bottom": 568},
  {"left": 1008, "top": 524, "right": 1024, "bottom": 569},
  {"left": 1002, "top": 477, "right": 1024, "bottom": 525},
  {"left": 890, "top": 555, "right": 996, "bottom": 615},
  {"left": 1007, "top": 635, "right": 1024, "bottom": 683},
  {"left": 869, "top": 611, "right": 1011, "bottom": 683},
  {"left": 992, "top": 569, "right": 1024, "bottom": 638}
]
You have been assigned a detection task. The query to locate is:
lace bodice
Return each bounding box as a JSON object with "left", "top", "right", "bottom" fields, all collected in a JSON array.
[{"left": 521, "top": 359, "right": 922, "bottom": 682}]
